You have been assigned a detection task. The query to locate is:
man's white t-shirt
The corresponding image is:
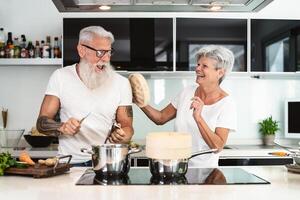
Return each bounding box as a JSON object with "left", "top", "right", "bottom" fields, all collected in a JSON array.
[
  {"left": 45, "top": 64, "right": 132, "bottom": 163},
  {"left": 171, "top": 85, "right": 237, "bottom": 168}
]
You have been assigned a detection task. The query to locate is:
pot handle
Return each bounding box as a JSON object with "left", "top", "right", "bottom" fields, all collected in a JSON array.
[
  {"left": 189, "top": 149, "right": 218, "bottom": 159},
  {"left": 128, "top": 147, "right": 142, "bottom": 155},
  {"left": 81, "top": 148, "right": 94, "bottom": 154}
]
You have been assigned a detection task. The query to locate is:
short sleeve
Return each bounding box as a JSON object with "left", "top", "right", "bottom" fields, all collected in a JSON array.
[
  {"left": 45, "top": 69, "right": 61, "bottom": 98},
  {"left": 216, "top": 98, "right": 237, "bottom": 132},
  {"left": 170, "top": 91, "right": 181, "bottom": 109},
  {"left": 119, "top": 77, "right": 132, "bottom": 106}
]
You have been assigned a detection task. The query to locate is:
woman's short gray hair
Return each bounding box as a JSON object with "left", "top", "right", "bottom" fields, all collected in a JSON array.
[
  {"left": 79, "top": 26, "right": 114, "bottom": 44},
  {"left": 196, "top": 45, "right": 235, "bottom": 83}
]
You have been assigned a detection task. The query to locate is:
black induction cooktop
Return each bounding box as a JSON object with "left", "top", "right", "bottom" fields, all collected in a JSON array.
[{"left": 75, "top": 167, "right": 270, "bottom": 185}]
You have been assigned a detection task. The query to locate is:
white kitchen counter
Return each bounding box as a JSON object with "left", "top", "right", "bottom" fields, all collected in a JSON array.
[{"left": 0, "top": 166, "right": 300, "bottom": 200}]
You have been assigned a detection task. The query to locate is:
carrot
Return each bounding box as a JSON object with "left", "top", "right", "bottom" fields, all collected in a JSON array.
[{"left": 19, "top": 151, "right": 35, "bottom": 166}]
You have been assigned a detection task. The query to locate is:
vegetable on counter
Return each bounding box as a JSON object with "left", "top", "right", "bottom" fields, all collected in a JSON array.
[
  {"left": 0, "top": 152, "right": 27, "bottom": 176},
  {"left": 19, "top": 151, "right": 35, "bottom": 166}
]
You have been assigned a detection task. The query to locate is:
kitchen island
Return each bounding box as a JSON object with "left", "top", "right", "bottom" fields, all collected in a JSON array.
[{"left": 0, "top": 166, "right": 299, "bottom": 200}]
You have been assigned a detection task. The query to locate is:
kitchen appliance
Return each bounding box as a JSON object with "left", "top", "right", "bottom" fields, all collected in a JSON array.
[
  {"left": 285, "top": 99, "right": 300, "bottom": 138},
  {"left": 149, "top": 149, "right": 218, "bottom": 178},
  {"left": 52, "top": 0, "right": 273, "bottom": 12},
  {"left": 76, "top": 167, "right": 270, "bottom": 185},
  {"left": 81, "top": 144, "right": 141, "bottom": 177}
]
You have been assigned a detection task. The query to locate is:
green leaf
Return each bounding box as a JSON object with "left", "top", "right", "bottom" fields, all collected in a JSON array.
[{"left": 258, "top": 116, "right": 280, "bottom": 136}]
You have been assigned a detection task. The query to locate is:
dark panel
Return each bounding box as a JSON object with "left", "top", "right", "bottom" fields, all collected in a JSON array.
[{"left": 63, "top": 18, "right": 173, "bottom": 71}]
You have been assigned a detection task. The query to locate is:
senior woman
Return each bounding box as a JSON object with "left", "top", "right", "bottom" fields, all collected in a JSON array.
[{"left": 136, "top": 45, "right": 237, "bottom": 168}]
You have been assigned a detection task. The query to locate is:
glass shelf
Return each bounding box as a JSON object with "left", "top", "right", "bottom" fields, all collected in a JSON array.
[{"left": 0, "top": 58, "right": 62, "bottom": 66}]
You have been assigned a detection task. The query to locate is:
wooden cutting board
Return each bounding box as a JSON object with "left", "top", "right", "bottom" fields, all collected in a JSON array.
[
  {"left": 5, "top": 163, "right": 71, "bottom": 178},
  {"left": 5, "top": 155, "right": 73, "bottom": 178}
]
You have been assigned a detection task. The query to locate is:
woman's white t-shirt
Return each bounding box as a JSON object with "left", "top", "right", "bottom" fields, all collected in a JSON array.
[
  {"left": 171, "top": 85, "right": 237, "bottom": 168},
  {"left": 45, "top": 64, "right": 132, "bottom": 163}
]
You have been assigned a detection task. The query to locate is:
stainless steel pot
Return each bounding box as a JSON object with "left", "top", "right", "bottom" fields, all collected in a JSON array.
[
  {"left": 149, "top": 149, "right": 218, "bottom": 178},
  {"left": 81, "top": 144, "right": 141, "bottom": 177}
]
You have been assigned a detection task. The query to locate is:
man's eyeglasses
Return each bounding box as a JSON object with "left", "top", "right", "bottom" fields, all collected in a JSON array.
[{"left": 81, "top": 44, "right": 114, "bottom": 58}]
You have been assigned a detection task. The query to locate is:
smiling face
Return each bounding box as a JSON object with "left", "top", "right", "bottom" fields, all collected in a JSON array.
[
  {"left": 78, "top": 35, "right": 112, "bottom": 73},
  {"left": 195, "top": 56, "right": 225, "bottom": 86},
  {"left": 77, "top": 35, "right": 114, "bottom": 89}
]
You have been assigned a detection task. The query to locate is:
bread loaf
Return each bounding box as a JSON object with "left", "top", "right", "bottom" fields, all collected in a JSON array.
[{"left": 128, "top": 73, "right": 150, "bottom": 108}]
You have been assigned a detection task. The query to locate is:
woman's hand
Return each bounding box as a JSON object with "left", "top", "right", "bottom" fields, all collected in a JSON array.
[{"left": 190, "top": 96, "right": 204, "bottom": 120}]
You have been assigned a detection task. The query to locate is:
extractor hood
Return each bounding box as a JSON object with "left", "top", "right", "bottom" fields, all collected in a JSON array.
[{"left": 52, "top": 0, "right": 274, "bottom": 12}]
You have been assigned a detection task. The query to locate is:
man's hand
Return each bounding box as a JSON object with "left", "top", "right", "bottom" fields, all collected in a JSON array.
[
  {"left": 58, "top": 118, "right": 81, "bottom": 135},
  {"left": 108, "top": 123, "right": 130, "bottom": 144}
]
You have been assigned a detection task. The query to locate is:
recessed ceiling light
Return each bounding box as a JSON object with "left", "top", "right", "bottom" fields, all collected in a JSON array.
[
  {"left": 209, "top": 1, "right": 229, "bottom": 11},
  {"left": 99, "top": 5, "right": 111, "bottom": 11},
  {"left": 210, "top": 5, "right": 222, "bottom": 11}
]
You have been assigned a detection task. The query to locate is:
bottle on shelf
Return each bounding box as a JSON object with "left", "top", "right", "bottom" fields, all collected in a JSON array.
[
  {"left": 20, "top": 34, "right": 28, "bottom": 58},
  {"left": 53, "top": 37, "right": 61, "bottom": 58},
  {"left": 34, "top": 40, "right": 41, "bottom": 58},
  {"left": 5, "top": 32, "right": 14, "bottom": 58},
  {"left": 40, "top": 40, "right": 45, "bottom": 58},
  {"left": 27, "top": 41, "right": 35, "bottom": 58},
  {"left": 0, "top": 28, "right": 5, "bottom": 58},
  {"left": 43, "top": 36, "right": 51, "bottom": 58},
  {"left": 13, "top": 37, "right": 21, "bottom": 58}
]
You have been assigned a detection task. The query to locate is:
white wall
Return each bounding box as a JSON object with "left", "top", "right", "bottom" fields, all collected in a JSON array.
[{"left": 1, "top": 0, "right": 300, "bottom": 144}]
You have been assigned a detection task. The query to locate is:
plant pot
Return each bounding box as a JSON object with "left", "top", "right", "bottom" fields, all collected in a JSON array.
[{"left": 263, "top": 135, "right": 275, "bottom": 146}]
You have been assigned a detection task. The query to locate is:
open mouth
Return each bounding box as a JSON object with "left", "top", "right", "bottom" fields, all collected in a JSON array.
[
  {"left": 96, "top": 64, "right": 105, "bottom": 70},
  {"left": 196, "top": 73, "right": 205, "bottom": 78}
]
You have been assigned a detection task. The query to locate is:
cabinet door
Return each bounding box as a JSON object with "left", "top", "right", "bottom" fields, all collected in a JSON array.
[
  {"left": 251, "top": 19, "right": 300, "bottom": 72},
  {"left": 63, "top": 18, "right": 173, "bottom": 71},
  {"left": 176, "top": 18, "right": 247, "bottom": 72}
]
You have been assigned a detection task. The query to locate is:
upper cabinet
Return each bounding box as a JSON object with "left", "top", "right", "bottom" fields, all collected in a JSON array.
[
  {"left": 63, "top": 18, "right": 173, "bottom": 71},
  {"left": 251, "top": 19, "right": 300, "bottom": 72},
  {"left": 176, "top": 18, "right": 247, "bottom": 72}
]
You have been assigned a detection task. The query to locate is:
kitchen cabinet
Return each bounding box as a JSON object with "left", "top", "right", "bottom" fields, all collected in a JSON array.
[
  {"left": 176, "top": 18, "right": 247, "bottom": 72},
  {"left": 251, "top": 19, "right": 300, "bottom": 72},
  {"left": 63, "top": 18, "right": 173, "bottom": 71}
]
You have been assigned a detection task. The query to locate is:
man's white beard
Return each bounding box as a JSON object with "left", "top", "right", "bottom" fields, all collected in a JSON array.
[{"left": 78, "top": 59, "right": 114, "bottom": 90}]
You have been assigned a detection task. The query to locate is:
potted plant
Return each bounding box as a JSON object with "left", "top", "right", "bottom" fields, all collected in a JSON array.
[{"left": 259, "top": 116, "right": 280, "bottom": 146}]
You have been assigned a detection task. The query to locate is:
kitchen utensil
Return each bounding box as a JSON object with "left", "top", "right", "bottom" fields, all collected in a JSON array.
[
  {"left": 24, "top": 135, "right": 54, "bottom": 148},
  {"left": 104, "top": 121, "right": 121, "bottom": 144},
  {"left": 0, "top": 129, "right": 24, "bottom": 148},
  {"left": 268, "top": 151, "right": 290, "bottom": 157},
  {"left": 1, "top": 108, "right": 8, "bottom": 129},
  {"left": 79, "top": 112, "right": 91, "bottom": 124},
  {"left": 4, "top": 155, "right": 72, "bottom": 178},
  {"left": 149, "top": 149, "right": 218, "bottom": 178},
  {"left": 81, "top": 144, "right": 141, "bottom": 177}
]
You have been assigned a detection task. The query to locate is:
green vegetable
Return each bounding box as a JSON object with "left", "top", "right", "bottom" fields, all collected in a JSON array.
[{"left": 0, "top": 152, "right": 27, "bottom": 176}]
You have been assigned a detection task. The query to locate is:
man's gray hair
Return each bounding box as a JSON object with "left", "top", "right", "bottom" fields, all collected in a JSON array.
[
  {"left": 196, "top": 45, "right": 235, "bottom": 83},
  {"left": 79, "top": 26, "right": 114, "bottom": 44}
]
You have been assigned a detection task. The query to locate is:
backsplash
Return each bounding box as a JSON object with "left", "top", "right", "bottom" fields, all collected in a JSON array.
[
  {"left": 1, "top": 67, "right": 299, "bottom": 145},
  {"left": 132, "top": 75, "right": 300, "bottom": 144}
]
